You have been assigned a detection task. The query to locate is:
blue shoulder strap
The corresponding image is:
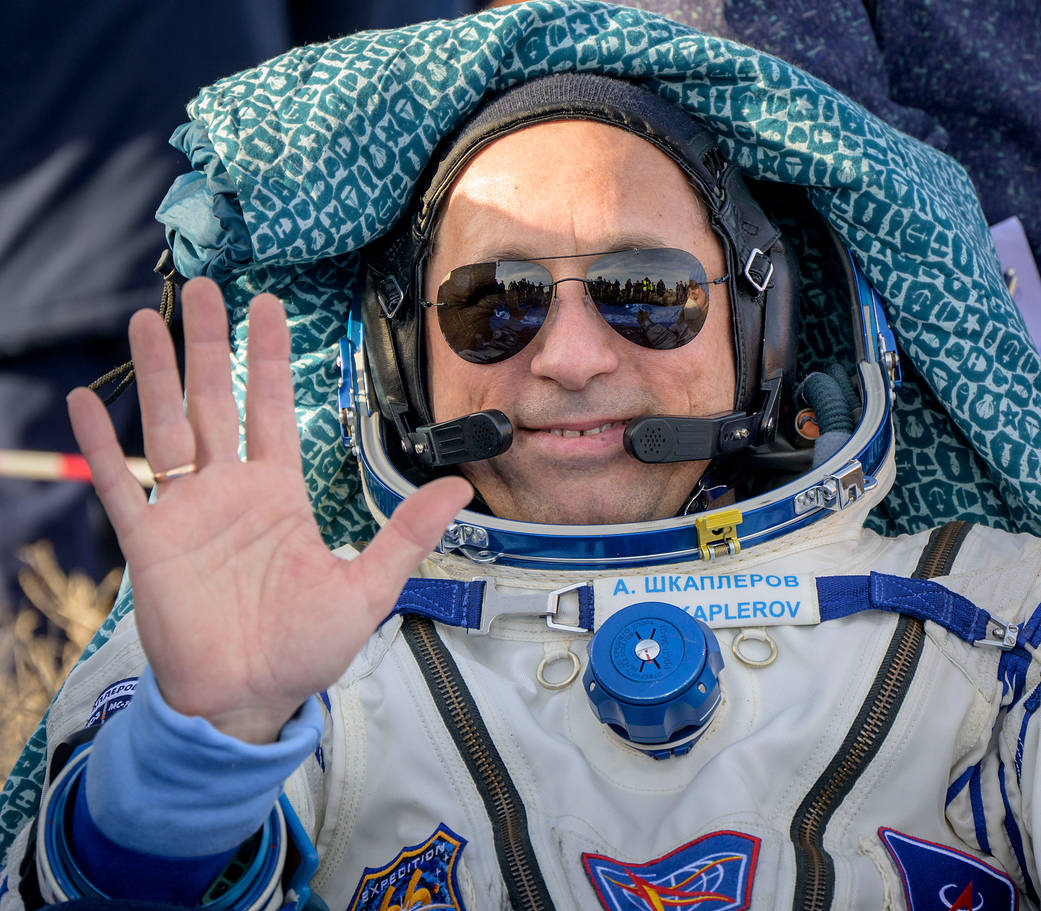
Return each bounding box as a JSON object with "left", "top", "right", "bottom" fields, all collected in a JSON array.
[
  {"left": 391, "top": 578, "right": 486, "bottom": 629},
  {"left": 389, "top": 572, "right": 1019, "bottom": 649},
  {"left": 817, "top": 572, "right": 1017, "bottom": 648}
]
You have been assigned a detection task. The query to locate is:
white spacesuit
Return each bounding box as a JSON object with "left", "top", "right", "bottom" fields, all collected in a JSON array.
[
  {"left": 3, "top": 59, "right": 1040, "bottom": 911},
  {"left": 17, "top": 488, "right": 1041, "bottom": 911}
]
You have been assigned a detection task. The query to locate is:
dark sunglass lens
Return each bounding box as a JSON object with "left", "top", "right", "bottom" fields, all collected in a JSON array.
[
  {"left": 436, "top": 261, "right": 552, "bottom": 364},
  {"left": 587, "top": 248, "right": 713, "bottom": 350}
]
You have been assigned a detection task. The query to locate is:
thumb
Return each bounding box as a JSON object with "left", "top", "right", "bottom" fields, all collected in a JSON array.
[{"left": 351, "top": 476, "right": 474, "bottom": 616}]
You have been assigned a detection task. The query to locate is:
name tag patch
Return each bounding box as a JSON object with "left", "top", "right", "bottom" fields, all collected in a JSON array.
[
  {"left": 879, "top": 827, "right": 1017, "bottom": 911},
  {"left": 347, "top": 823, "right": 467, "bottom": 911},
  {"left": 583, "top": 829, "right": 760, "bottom": 910},
  {"left": 594, "top": 573, "right": 820, "bottom": 629},
  {"left": 85, "top": 676, "right": 138, "bottom": 728}
]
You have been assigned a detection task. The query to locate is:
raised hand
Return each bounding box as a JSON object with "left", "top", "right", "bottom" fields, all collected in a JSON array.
[{"left": 67, "top": 277, "right": 472, "bottom": 744}]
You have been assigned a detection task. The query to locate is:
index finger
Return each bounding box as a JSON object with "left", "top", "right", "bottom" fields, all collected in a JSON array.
[{"left": 244, "top": 294, "right": 302, "bottom": 469}]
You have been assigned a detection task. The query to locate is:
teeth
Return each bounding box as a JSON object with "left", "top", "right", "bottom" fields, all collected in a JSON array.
[{"left": 547, "top": 422, "right": 621, "bottom": 437}]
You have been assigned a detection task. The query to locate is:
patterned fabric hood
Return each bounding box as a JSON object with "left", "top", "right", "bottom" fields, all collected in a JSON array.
[
  {"left": 156, "top": 0, "right": 1039, "bottom": 547},
  {"left": 1, "top": 0, "right": 1039, "bottom": 859}
]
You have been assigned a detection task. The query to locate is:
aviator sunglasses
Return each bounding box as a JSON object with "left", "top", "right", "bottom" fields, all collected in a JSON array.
[{"left": 422, "top": 247, "right": 728, "bottom": 365}]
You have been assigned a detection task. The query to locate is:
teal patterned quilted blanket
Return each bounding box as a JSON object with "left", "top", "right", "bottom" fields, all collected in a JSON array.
[{"left": 2, "top": 0, "right": 1039, "bottom": 859}]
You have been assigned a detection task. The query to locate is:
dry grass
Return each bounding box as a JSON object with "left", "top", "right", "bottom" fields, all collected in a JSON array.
[{"left": 0, "top": 542, "right": 118, "bottom": 780}]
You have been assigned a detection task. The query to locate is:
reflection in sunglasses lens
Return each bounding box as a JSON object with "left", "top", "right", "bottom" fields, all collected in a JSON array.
[{"left": 435, "top": 248, "right": 716, "bottom": 364}]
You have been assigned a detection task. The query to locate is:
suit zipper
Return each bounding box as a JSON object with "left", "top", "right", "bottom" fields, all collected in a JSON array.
[
  {"left": 790, "top": 520, "right": 971, "bottom": 911},
  {"left": 402, "top": 614, "right": 555, "bottom": 911}
]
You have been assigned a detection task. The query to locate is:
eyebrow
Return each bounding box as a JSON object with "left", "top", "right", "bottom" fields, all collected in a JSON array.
[{"left": 480, "top": 231, "right": 677, "bottom": 262}]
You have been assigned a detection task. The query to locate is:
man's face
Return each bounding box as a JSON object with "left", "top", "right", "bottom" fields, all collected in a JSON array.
[{"left": 423, "top": 120, "right": 736, "bottom": 525}]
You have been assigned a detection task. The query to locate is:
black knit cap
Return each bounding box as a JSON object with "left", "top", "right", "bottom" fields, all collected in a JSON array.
[
  {"left": 363, "top": 73, "right": 798, "bottom": 464},
  {"left": 416, "top": 74, "right": 727, "bottom": 239}
]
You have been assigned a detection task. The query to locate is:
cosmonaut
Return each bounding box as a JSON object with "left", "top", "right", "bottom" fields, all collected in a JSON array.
[{"left": 3, "top": 32, "right": 1041, "bottom": 911}]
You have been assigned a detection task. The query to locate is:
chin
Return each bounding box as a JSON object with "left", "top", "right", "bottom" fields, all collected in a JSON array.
[
  {"left": 465, "top": 461, "right": 699, "bottom": 526},
  {"left": 489, "top": 488, "right": 682, "bottom": 526}
]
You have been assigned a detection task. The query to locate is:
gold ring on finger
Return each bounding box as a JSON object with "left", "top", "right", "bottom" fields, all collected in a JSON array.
[{"left": 152, "top": 462, "right": 198, "bottom": 483}]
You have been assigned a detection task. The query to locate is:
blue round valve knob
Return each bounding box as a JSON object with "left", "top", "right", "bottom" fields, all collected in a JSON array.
[{"left": 584, "top": 601, "right": 724, "bottom": 753}]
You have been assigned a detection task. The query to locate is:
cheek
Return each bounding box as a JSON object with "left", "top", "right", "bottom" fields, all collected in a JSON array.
[
  {"left": 664, "top": 295, "right": 736, "bottom": 412},
  {"left": 425, "top": 312, "right": 500, "bottom": 421},
  {"left": 654, "top": 352, "right": 732, "bottom": 415},
  {"left": 706, "top": 290, "right": 737, "bottom": 404},
  {"left": 425, "top": 314, "right": 455, "bottom": 421}
]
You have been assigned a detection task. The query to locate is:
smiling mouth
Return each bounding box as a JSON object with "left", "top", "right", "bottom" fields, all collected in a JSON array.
[{"left": 543, "top": 421, "right": 627, "bottom": 438}]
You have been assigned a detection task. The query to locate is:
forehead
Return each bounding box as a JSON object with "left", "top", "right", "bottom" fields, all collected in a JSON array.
[{"left": 429, "top": 119, "right": 710, "bottom": 264}]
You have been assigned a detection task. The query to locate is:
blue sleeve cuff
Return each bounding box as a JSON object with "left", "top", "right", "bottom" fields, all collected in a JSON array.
[
  {"left": 72, "top": 778, "right": 236, "bottom": 903},
  {"left": 84, "top": 666, "right": 322, "bottom": 857}
]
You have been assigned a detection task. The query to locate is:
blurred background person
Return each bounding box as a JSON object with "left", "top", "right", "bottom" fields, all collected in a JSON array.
[
  {"left": 487, "top": 0, "right": 1040, "bottom": 270},
  {"left": 0, "top": 0, "right": 481, "bottom": 620}
]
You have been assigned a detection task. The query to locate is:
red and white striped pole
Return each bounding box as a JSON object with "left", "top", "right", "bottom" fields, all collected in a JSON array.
[{"left": 0, "top": 451, "right": 154, "bottom": 487}]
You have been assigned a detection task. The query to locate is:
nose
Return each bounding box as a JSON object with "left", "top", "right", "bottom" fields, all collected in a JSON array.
[{"left": 528, "top": 280, "right": 620, "bottom": 390}]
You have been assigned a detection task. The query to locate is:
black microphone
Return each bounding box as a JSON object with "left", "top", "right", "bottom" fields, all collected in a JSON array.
[
  {"left": 623, "top": 413, "right": 760, "bottom": 462},
  {"left": 408, "top": 410, "right": 513, "bottom": 467},
  {"left": 625, "top": 374, "right": 783, "bottom": 463}
]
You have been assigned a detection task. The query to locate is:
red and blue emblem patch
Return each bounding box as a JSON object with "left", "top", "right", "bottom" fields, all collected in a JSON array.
[
  {"left": 583, "top": 830, "right": 760, "bottom": 910},
  {"left": 347, "top": 823, "right": 467, "bottom": 911},
  {"left": 880, "top": 827, "right": 1018, "bottom": 910}
]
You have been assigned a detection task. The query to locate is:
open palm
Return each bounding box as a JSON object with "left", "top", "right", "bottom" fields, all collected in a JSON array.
[{"left": 68, "top": 278, "right": 471, "bottom": 743}]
